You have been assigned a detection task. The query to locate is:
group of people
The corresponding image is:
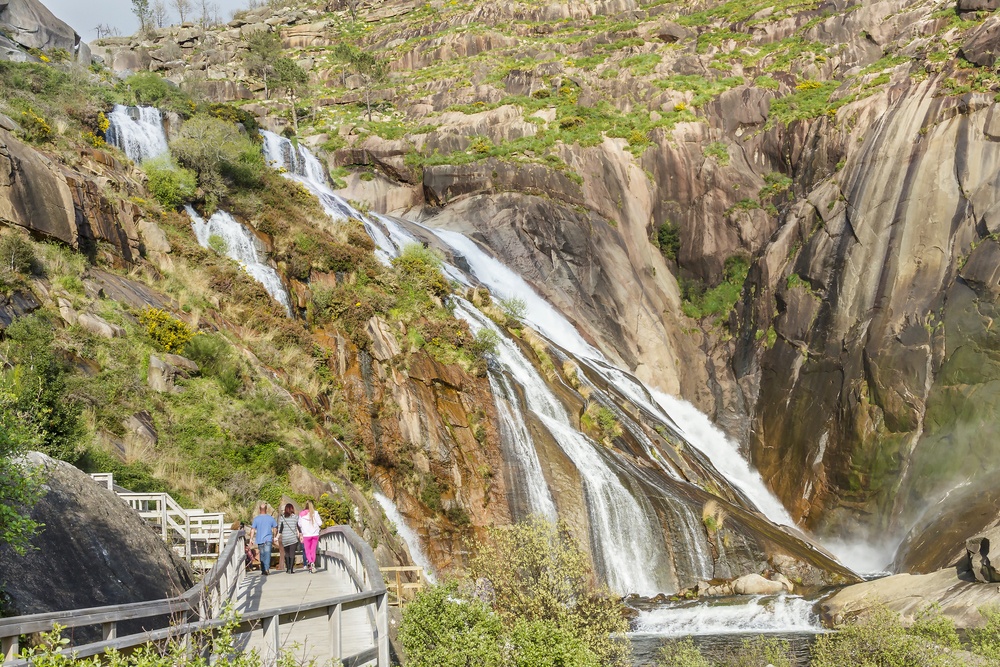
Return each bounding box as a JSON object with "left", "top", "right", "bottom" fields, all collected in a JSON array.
[{"left": 248, "top": 500, "right": 324, "bottom": 576}]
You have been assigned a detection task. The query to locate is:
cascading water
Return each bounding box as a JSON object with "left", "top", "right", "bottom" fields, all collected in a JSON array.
[
  {"left": 184, "top": 206, "right": 292, "bottom": 316},
  {"left": 256, "top": 130, "right": 851, "bottom": 593},
  {"left": 374, "top": 491, "right": 437, "bottom": 583},
  {"left": 106, "top": 105, "right": 169, "bottom": 164},
  {"left": 457, "top": 301, "right": 674, "bottom": 595},
  {"left": 632, "top": 596, "right": 821, "bottom": 636}
]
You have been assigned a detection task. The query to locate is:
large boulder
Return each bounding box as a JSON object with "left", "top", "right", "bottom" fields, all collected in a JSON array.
[
  {"left": 967, "top": 527, "right": 1000, "bottom": 583},
  {"left": 959, "top": 16, "right": 1000, "bottom": 67},
  {"left": 0, "top": 453, "right": 193, "bottom": 634},
  {"left": 148, "top": 354, "right": 199, "bottom": 393},
  {"left": 731, "top": 573, "right": 790, "bottom": 595},
  {"left": 0, "top": 0, "right": 87, "bottom": 62}
]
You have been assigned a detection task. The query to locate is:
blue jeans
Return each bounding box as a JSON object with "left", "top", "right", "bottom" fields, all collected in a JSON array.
[{"left": 257, "top": 540, "right": 272, "bottom": 573}]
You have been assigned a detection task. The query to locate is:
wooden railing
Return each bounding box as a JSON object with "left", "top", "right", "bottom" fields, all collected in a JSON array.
[
  {"left": 0, "top": 526, "right": 388, "bottom": 667},
  {"left": 90, "top": 474, "right": 226, "bottom": 564},
  {"left": 379, "top": 566, "right": 427, "bottom": 607}
]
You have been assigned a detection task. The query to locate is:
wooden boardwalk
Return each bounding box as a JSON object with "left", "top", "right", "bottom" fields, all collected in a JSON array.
[{"left": 235, "top": 563, "right": 376, "bottom": 666}]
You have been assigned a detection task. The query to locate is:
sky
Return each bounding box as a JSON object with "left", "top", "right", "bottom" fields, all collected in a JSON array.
[{"left": 44, "top": 0, "right": 254, "bottom": 41}]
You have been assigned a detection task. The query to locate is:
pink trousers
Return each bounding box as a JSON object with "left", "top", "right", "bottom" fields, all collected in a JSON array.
[{"left": 302, "top": 535, "right": 319, "bottom": 565}]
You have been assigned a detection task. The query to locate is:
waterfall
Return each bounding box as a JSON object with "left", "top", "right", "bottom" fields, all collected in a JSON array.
[
  {"left": 184, "top": 206, "right": 292, "bottom": 316},
  {"left": 632, "top": 595, "right": 821, "bottom": 636},
  {"left": 374, "top": 491, "right": 437, "bottom": 583},
  {"left": 106, "top": 105, "right": 169, "bottom": 164},
  {"left": 456, "top": 300, "right": 673, "bottom": 595},
  {"left": 258, "top": 131, "right": 818, "bottom": 593},
  {"left": 650, "top": 393, "right": 796, "bottom": 527}
]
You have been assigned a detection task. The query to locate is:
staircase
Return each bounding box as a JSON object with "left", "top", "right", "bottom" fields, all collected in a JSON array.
[{"left": 91, "top": 473, "right": 228, "bottom": 566}]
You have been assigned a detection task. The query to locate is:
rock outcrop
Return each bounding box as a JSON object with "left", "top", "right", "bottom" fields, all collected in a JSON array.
[
  {"left": 0, "top": 0, "right": 89, "bottom": 63},
  {"left": 0, "top": 453, "right": 192, "bottom": 629}
]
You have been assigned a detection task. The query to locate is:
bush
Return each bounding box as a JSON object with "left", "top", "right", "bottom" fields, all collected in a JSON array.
[
  {"left": 143, "top": 156, "right": 197, "bottom": 209},
  {"left": 400, "top": 583, "right": 506, "bottom": 667},
  {"left": 811, "top": 603, "right": 959, "bottom": 667},
  {"left": 510, "top": 618, "right": 600, "bottom": 667},
  {"left": 656, "top": 222, "right": 680, "bottom": 261},
  {"left": 725, "top": 636, "right": 792, "bottom": 667},
  {"left": 910, "top": 604, "right": 960, "bottom": 651},
  {"left": 140, "top": 307, "right": 196, "bottom": 353},
  {"left": 969, "top": 605, "right": 1000, "bottom": 659},
  {"left": 659, "top": 638, "right": 712, "bottom": 667},
  {"left": 469, "top": 517, "right": 631, "bottom": 666},
  {"left": 19, "top": 108, "right": 51, "bottom": 143},
  {"left": 170, "top": 114, "right": 267, "bottom": 206},
  {"left": 0, "top": 234, "right": 37, "bottom": 274}
]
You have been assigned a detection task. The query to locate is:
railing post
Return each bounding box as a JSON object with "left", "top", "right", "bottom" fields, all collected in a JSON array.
[
  {"left": 327, "top": 603, "right": 342, "bottom": 660},
  {"left": 262, "top": 614, "right": 280, "bottom": 665},
  {"left": 377, "top": 593, "right": 389, "bottom": 667},
  {"left": 102, "top": 621, "right": 117, "bottom": 641},
  {"left": 160, "top": 497, "right": 168, "bottom": 542},
  {"left": 2, "top": 635, "right": 19, "bottom": 662}
]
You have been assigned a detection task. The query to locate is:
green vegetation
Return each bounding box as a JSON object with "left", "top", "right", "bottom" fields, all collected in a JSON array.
[
  {"left": 656, "top": 222, "right": 681, "bottom": 261},
  {"left": 767, "top": 80, "right": 843, "bottom": 127},
  {"left": 142, "top": 156, "right": 197, "bottom": 209},
  {"left": 140, "top": 307, "right": 196, "bottom": 353},
  {"left": 703, "top": 141, "right": 730, "bottom": 166},
  {"left": 582, "top": 403, "right": 624, "bottom": 444},
  {"left": 682, "top": 255, "right": 750, "bottom": 322},
  {"left": 169, "top": 114, "right": 267, "bottom": 211},
  {"left": 656, "top": 75, "right": 745, "bottom": 107},
  {"left": 402, "top": 518, "right": 629, "bottom": 667},
  {"left": 0, "top": 386, "right": 43, "bottom": 555}
]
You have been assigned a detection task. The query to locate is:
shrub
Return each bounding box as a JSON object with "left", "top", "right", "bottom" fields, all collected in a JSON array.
[
  {"left": 656, "top": 222, "right": 680, "bottom": 261},
  {"left": 140, "top": 307, "right": 196, "bottom": 353},
  {"left": 143, "top": 156, "right": 197, "bottom": 209},
  {"left": 0, "top": 234, "right": 37, "bottom": 274},
  {"left": 19, "top": 108, "right": 51, "bottom": 143},
  {"left": 909, "top": 604, "right": 960, "bottom": 651},
  {"left": 170, "top": 114, "right": 267, "bottom": 206},
  {"left": 969, "top": 605, "right": 1000, "bottom": 659},
  {"left": 469, "top": 517, "right": 631, "bottom": 666},
  {"left": 811, "top": 603, "right": 961, "bottom": 667},
  {"left": 704, "top": 141, "right": 730, "bottom": 166},
  {"left": 725, "top": 636, "right": 792, "bottom": 667},
  {"left": 510, "top": 618, "right": 600, "bottom": 667},
  {"left": 659, "top": 638, "right": 712, "bottom": 667},
  {"left": 400, "top": 583, "right": 506, "bottom": 667}
]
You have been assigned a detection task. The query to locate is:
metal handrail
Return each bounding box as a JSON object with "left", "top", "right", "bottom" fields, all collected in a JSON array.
[{"left": 0, "top": 526, "right": 389, "bottom": 667}]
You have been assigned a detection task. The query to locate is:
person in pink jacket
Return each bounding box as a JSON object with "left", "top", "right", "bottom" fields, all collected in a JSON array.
[{"left": 299, "top": 500, "right": 323, "bottom": 573}]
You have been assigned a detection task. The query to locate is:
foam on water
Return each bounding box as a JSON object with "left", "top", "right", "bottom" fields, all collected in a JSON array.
[{"left": 632, "top": 596, "right": 821, "bottom": 636}]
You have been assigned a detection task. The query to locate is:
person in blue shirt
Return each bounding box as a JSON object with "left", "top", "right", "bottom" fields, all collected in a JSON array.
[{"left": 249, "top": 503, "right": 278, "bottom": 576}]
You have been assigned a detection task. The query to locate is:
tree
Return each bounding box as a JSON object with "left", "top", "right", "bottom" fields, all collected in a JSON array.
[
  {"left": 332, "top": 43, "right": 388, "bottom": 121},
  {"left": 170, "top": 0, "right": 192, "bottom": 23},
  {"left": 152, "top": 0, "right": 168, "bottom": 27},
  {"left": 130, "top": 0, "right": 152, "bottom": 33},
  {"left": 170, "top": 114, "right": 266, "bottom": 209},
  {"left": 241, "top": 29, "right": 282, "bottom": 99},
  {"left": 0, "top": 390, "right": 44, "bottom": 556},
  {"left": 273, "top": 57, "right": 308, "bottom": 135},
  {"left": 199, "top": 0, "right": 218, "bottom": 27}
]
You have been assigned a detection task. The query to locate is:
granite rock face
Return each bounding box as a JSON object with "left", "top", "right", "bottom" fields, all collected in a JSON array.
[
  {"left": 0, "top": 0, "right": 89, "bottom": 62},
  {"left": 0, "top": 453, "right": 192, "bottom": 633}
]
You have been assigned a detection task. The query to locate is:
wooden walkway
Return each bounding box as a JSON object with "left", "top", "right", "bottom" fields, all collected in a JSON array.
[{"left": 236, "top": 564, "right": 375, "bottom": 666}]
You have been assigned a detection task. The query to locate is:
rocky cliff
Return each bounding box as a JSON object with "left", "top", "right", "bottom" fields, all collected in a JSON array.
[
  {"left": 10, "top": 0, "right": 1000, "bottom": 590},
  {"left": 94, "top": 0, "right": 1000, "bottom": 562}
]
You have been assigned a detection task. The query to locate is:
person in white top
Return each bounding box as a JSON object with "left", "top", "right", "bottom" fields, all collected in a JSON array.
[{"left": 298, "top": 500, "right": 323, "bottom": 573}]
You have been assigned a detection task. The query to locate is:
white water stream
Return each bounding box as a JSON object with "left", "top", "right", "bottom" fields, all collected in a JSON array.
[
  {"left": 258, "top": 132, "right": 884, "bottom": 600},
  {"left": 374, "top": 491, "right": 437, "bottom": 584},
  {"left": 185, "top": 205, "right": 292, "bottom": 315},
  {"left": 106, "top": 105, "right": 169, "bottom": 164},
  {"left": 632, "top": 595, "right": 822, "bottom": 636}
]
